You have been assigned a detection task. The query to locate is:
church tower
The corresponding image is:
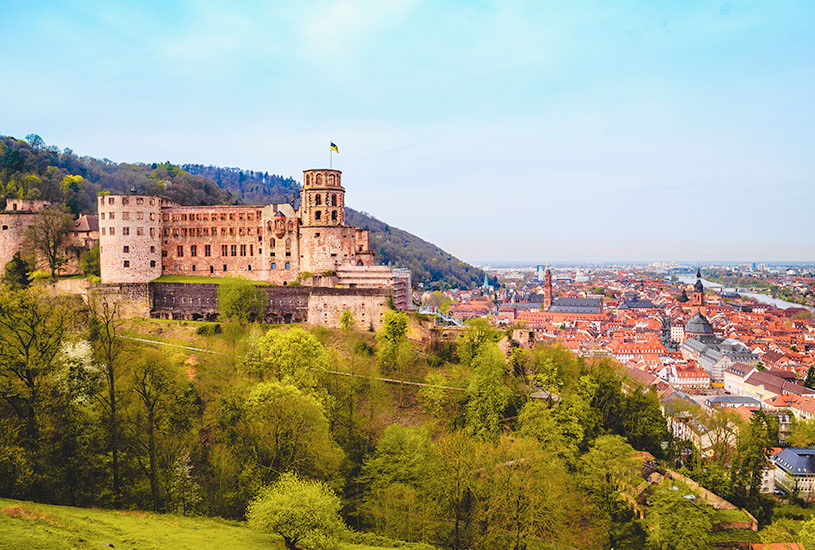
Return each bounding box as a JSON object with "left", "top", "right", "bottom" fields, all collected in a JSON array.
[
  {"left": 543, "top": 261, "right": 553, "bottom": 311},
  {"left": 300, "top": 169, "right": 345, "bottom": 227},
  {"left": 689, "top": 267, "right": 707, "bottom": 316}
]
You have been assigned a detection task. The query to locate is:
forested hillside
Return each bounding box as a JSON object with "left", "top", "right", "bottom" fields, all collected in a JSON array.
[{"left": 0, "top": 135, "right": 235, "bottom": 216}]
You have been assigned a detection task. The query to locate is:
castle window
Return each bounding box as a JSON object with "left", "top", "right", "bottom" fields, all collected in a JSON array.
[
  {"left": 239, "top": 227, "right": 244, "bottom": 236},
  {"left": 306, "top": 174, "right": 310, "bottom": 185},
  {"left": 230, "top": 244, "right": 237, "bottom": 256},
  {"left": 221, "top": 245, "right": 227, "bottom": 256},
  {"left": 223, "top": 265, "right": 227, "bottom": 271},
  {"left": 1, "top": 226, "right": 6, "bottom": 231},
  {"left": 256, "top": 211, "right": 261, "bottom": 218},
  {"left": 210, "top": 266, "right": 214, "bottom": 273},
  {"left": 316, "top": 174, "right": 323, "bottom": 185},
  {"left": 204, "top": 245, "right": 211, "bottom": 257},
  {"left": 220, "top": 228, "right": 226, "bottom": 236},
  {"left": 122, "top": 198, "right": 129, "bottom": 206},
  {"left": 11, "top": 203, "right": 16, "bottom": 211},
  {"left": 150, "top": 246, "right": 155, "bottom": 253},
  {"left": 123, "top": 227, "right": 130, "bottom": 236},
  {"left": 149, "top": 199, "right": 154, "bottom": 205},
  {"left": 271, "top": 238, "right": 275, "bottom": 247},
  {"left": 101, "top": 213, "right": 105, "bottom": 220},
  {"left": 202, "top": 214, "right": 208, "bottom": 222},
  {"left": 203, "top": 228, "right": 209, "bottom": 236},
  {"left": 315, "top": 195, "right": 322, "bottom": 206},
  {"left": 162, "top": 250, "right": 168, "bottom": 257},
  {"left": 109, "top": 212, "right": 115, "bottom": 220},
  {"left": 329, "top": 174, "right": 335, "bottom": 185},
  {"left": 108, "top": 197, "right": 114, "bottom": 205},
  {"left": 247, "top": 265, "right": 252, "bottom": 271},
  {"left": 192, "top": 265, "right": 196, "bottom": 271},
  {"left": 102, "top": 228, "right": 106, "bottom": 235},
  {"left": 181, "top": 214, "right": 187, "bottom": 221},
  {"left": 182, "top": 228, "right": 187, "bottom": 237},
  {"left": 315, "top": 211, "right": 321, "bottom": 220},
  {"left": 331, "top": 210, "right": 337, "bottom": 221},
  {"left": 100, "top": 197, "right": 105, "bottom": 206},
  {"left": 315, "top": 232, "right": 320, "bottom": 237},
  {"left": 239, "top": 214, "right": 245, "bottom": 221},
  {"left": 137, "top": 212, "right": 143, "bottom": 220},
  {"left": 250, "top": 245, "right": 254, "bottom": 256},
  {"left": 190, "top": 245, "right": 197, "bottom": 257},
  {"left": 136, "top": 198, "right": 143, "bottom": 205},
  {"left": 123, "top": 260, "right": 130, "bottom": 267},
  {"left": 136, "top": 227, "right": 144, "bottom": 236},
  {"left": 240, "top": 244, "right": 246, "bottom": 256},
  {"left": 150, "top": 260, "right": 156, "bottom": 268},
  {"left": 211, "top": 227, "right": 217, "bottom": 235},
  {"left": 285, "top": 262, "right": 290, "bottom": 270},
  {"left": 229, "top": 214, "right": 234, "bottom": 221},
  {"left": 123, "top": 246, "right": 129, "bottom": 253},
  {"left": 331, "top": 194, "right": 337, "bottom": 206},
  {"left": 173, "top": 229, "right": 179, "bottom": 237},
  {"left": 122, "top": 212, "right": 130, "bottom": 220},
  {"left": 177, "top": 245, "right": 184, "bottom": 257},
  {"left": 150, "top": 227, "right": 155, "bottom": 237},
  {"left": 220, "top": 214, "right": 226, "bottom": 221},
  {"left": 285, "top": 238, "right": 291, "bottom": 249},
  {"left": 271, "top": 262, "right": 276, "bottom": 270}
]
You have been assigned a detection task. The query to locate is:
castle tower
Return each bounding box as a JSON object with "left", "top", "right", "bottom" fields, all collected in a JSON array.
[
  {"left": 98, "top": 194, "right": 162, "bottom": 283},
  {"left": 300, "top": 169, "right": 345, "bottom": 227},
  {"left": 543, "top": 261, "right": 553, "bottom": 311},
  {"left": 689, "top": 267, "right": 707, "bottom": 316}
]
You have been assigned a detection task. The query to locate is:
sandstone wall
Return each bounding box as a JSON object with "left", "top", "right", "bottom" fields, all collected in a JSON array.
[
  {"left": 99, "top": 195, "right": 163, "bottom": 283},
  {"left": 0, "top": 212, "right": 37, "bottom": 266}
]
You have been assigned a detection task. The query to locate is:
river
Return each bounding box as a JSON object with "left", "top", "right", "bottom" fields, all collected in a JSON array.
[{"left": 675, "top": 276, "right": 815, "bottom": 313}]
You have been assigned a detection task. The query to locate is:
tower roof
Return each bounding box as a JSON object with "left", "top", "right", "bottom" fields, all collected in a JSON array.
[{"left": 685, "top": 312, "right": 714, "bottom": 335}]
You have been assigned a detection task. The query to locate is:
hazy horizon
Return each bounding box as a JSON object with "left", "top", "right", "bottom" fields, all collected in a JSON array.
[{"left": 2, "top": 1, "right": 813, "bottom": 264}]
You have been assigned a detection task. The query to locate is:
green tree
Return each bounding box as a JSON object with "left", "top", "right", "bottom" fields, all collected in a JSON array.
[
  {"left": 217, "top": 276, "right": 266, "bottom": 322},
  {"left": 247, "top": 471, "right": 345, "bottom": 550},
  {"left": 455, "top": 318, "right": 500, "bottom": 366},
  {"left": 339, "top": 309, "right": 354, "bottom": 331},
  {"left": 3, "top": 252, "right": 31, "bottom": 288},
  {"left": 645, "top": 482, "right": 713, "bottom": 550},
  {"left": 465, "top": 343, "right": 512, "bottom": 436},
  {"left": 79, "top": 244, "right": 100, "bottom": 277},
  {"left": 789, "top": 418, "right": 815, "bottom": 448},
  {"left": 377, "top": 309, "right": 409, "bottom": 372},
  {"left": 23, "top": 206, "right": 74, "bottom": 278},
  {"left": 0, "top": 287, "right": 69, "bottom": 498},
  {"left": 805, "top": 366, "right": 815, "bottom": 390},
  {"left": 255, "top": 327, "right": 329, "bottom": 392},
  {"left": 131, "top": 350, "right": 177, "bottom": 511},
  {"left": 224, "top": 381, "right": 342, "bottom": 488}
]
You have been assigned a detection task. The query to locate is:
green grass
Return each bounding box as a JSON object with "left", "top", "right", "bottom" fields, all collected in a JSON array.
[
  {"left": 712, "top": 508, "right": 753, "bottom": 524},
  {"left": 153, "top": 274, "right": 273, "bottom": 285},
  {"left": 0, "top": 498, "right": 411, "bottom": 550}
]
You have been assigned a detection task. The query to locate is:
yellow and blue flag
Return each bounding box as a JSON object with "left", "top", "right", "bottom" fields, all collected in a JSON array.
[{"left": 330, "top": 142, "right": 339, "bottom": 153}]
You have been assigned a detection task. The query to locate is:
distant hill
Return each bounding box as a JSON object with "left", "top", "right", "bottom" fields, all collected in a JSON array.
[{"left": 0, "top": 134, "right": 484, "bottom": 289}]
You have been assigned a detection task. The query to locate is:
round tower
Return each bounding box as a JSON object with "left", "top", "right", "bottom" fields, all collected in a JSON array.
[
  {"left": 300, "top": 169, "right": 344, "bottom": 227},
  {"left": 98, "top": 194, "right": 163, "bottom": 283}
]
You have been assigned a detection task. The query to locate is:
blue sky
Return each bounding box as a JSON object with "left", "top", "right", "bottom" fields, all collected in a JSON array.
[{"left": 1, "top": 1, "right": 813, "bottom": 263}]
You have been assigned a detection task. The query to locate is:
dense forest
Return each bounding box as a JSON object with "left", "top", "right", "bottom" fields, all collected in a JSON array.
[
  {"left": 0, "top": 133, "right": 484, "bottom": 289},
  {"left": 4, "top": 280, "right": 812, "bottom": 549}
]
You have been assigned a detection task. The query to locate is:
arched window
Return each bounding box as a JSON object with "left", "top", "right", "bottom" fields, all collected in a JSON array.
[
  {"left": 331, "top": 194, "right": 337, "bottom": 206},
  {"left": 316, "top": 174, "right": 323, "bottom": 185},
  {"left": 315, "top": 211, "right": 322, "bottom": 220},
  {"left": 331, "top": 210, "right": 337, "bottom": 221},
  {"left": 329, "top": 174, "right": 335, "bottom": 185},
  {"left": 315, "top": 194, "right": 322, "bottom": 206}
]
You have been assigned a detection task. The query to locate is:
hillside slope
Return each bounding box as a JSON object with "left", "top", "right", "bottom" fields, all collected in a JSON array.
[{"left": 0, "top": 498, "right": 405, "bottom": 550}]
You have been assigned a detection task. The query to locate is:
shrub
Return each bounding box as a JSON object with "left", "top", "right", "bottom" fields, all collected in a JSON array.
[{"left": 196, "top": 323, "right": 222, "bottom": 336}]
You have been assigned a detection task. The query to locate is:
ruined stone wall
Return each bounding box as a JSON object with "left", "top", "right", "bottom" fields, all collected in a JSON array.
[
  {"left": 162, "top": 205, "right": 267, "bottom": 280},
  {"left": 91, "top": 283, "right": 153, "bottom": 319},
  {"left": 149, "top": 282, "right": 388, "bottom": 328},
  {"left": 298, "top": 226, "right": 362, "bottom": 273},
  {"left": 99, "top": 195, "right": 163, "bottom": 283},
  {"left": 0, "top": 212, "right": 37, "bottom": 266},
  {"left": 307, "top": 287, "right": 390, "bottom": 330}
]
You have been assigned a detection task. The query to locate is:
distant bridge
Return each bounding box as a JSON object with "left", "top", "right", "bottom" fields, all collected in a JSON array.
[{"left": 418, "top": 306, "right": 465, "bottom": 327}]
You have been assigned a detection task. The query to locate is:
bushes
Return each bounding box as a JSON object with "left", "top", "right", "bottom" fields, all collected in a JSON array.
[{"left": 195, "top": 323, "right": 222, "bottom": 336}]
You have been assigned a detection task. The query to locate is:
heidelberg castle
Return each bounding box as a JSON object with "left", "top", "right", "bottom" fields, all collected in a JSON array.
[{"left": 1, "top": 168, "right": 412, "bottom": 321}]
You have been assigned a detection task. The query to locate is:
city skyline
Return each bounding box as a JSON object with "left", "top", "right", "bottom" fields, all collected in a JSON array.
[{"left": 2, "top": 1, "right": 813, "bottom": 263}]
